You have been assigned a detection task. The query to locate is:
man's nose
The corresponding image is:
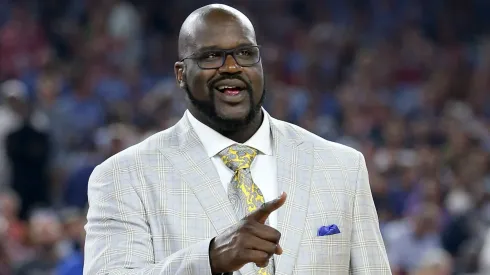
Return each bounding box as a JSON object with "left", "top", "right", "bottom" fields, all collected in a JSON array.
[{"left": 218, "top": 54, "right": 242, "bottom": 74}]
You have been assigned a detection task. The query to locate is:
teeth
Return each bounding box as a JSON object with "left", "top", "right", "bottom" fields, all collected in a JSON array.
[{"left": 217, "top": 85, "right": 238, "bottom": 90}]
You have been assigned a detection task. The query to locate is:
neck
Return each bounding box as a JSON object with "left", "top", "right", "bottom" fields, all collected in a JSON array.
[
  {"left": 222, "top": 112, "right": 263, "bottom": 143},
  {"left": 190, "top": 108, "right": 263, "bottom": 144}
]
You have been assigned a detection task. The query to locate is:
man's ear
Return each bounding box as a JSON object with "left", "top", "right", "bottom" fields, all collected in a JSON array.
[{"left": 174, "top": 61, "right": 186, "bottom": 89}]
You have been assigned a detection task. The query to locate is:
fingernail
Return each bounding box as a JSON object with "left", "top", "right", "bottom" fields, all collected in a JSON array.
[
  {"left": 277, "top": 192, "right": 284, "bottom": 199},
  {"left": 276, "top": 244, "right": 283, "bottom": 255}
]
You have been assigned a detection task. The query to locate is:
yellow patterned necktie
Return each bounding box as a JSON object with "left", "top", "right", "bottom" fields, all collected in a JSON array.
[{"left": 218, "top": 144, "right": 274, "bottom": 275}]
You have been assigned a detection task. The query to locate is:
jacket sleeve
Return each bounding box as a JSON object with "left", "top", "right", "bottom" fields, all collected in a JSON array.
[
  {"left": 349, "top": 152, "right": 392, "bottom": 274},
  {"left": 83, "top": 161, "right": 215, "bottom": 275}
]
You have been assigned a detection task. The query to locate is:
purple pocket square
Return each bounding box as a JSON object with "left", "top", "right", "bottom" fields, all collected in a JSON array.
[{"left": 318, "top": 224, "right": 341, "bottom": 236}]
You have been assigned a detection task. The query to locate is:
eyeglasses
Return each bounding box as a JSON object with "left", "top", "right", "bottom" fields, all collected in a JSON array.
[{"left": 181, "top": 45, "right": 261, "bottom": 69}]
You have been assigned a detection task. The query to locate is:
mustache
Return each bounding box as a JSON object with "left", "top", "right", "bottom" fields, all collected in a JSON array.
[{"left": 207, "top": 74, "right": 252, "bottom": 91}]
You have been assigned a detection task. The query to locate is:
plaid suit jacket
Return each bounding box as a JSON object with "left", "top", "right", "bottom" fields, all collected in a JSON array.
[{"left": 83, "top": 114, "right": 391, "bottom": 275}]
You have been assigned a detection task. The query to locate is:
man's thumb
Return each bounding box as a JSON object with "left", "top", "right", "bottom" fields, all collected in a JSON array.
[{"left": 247, "top": 192, "right": 287, "bottom": 224}]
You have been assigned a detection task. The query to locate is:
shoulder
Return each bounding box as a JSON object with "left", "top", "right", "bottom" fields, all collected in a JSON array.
[{"left": 271, "top": 118, "right": 363, "bottom": 162}]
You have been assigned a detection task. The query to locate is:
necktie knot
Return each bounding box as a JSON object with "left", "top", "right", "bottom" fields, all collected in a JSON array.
[{"left": 218, "top": 144, "right": 258, "bottom": 171}]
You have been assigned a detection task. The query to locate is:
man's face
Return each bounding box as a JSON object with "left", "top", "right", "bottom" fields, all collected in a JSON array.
[{"left": 175, "top": 16, "right": 265, "bottom": 130}]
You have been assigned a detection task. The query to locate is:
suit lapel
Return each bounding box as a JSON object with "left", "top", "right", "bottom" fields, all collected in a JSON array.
[
  {"left": 159, "top": 117, "right": 238, "bottom": 237},
  {"left": 270, "top": 119, "right": 314, "bottom": 275}
]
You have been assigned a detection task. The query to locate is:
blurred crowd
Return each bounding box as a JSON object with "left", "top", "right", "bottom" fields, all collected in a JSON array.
[{"left": 1, "top": 0, "right": 490, "bottom": 274}]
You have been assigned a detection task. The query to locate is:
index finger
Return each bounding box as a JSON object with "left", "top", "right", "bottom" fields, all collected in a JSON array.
[{"left": 246, "top": 192, "right": 287, "bottom": 224}]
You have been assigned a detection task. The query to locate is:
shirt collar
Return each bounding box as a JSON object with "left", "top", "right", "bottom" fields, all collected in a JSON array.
[{"left": 186, "top": 108, "right": 273, "bottom": 157}]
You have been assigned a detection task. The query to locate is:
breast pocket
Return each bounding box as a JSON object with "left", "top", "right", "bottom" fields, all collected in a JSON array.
[
  {"left": 295, "top": 233, "right": 350, "bottom": 274},
  {"left": 297, "top": 216, "right": 351, "bottom": 269},
  {"left": 314, "top": 232, "right": 347, "bottom": 258}
]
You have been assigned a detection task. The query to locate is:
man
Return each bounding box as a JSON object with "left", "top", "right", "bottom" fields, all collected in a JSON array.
[{"left": 84, "top": 4, "right": 390, "bottom": 275}]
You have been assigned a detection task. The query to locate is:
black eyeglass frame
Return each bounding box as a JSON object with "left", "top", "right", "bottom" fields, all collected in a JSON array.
[{"left": 180, "top": 45, "right": 262, "bottom": 69}]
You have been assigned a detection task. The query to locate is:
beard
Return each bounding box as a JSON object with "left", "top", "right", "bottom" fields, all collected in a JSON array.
[{"left": 185, "top": 76, "right": 266, "bottom": 132}]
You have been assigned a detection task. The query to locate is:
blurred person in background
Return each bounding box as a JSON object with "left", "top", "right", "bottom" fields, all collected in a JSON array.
[
  {"left": 0, "top": 2, "right": 49, "bottom": 80},
  {"left": 410, "top": 248, "right": 453, "bottom": 275},
  {"left": 0, "top": 189, "right": 26, "bottom": 243},
  {"left": 61, "top": 140, "right": 98, "bottom": 210},
  {"left": 0, "top": 80, "right": 51, "bottom": 216},
  {"left": 59, "top": 208, "right": 86, "bottom": 254},
  {"left": 56, "top": 208, "right": 86, "bottom": 275},
  {"left": 106, "top": 0, "right": 142, "bottom": 68},
  {"left": 386, "top": 203, "right": 442, "bottom": 275},
  {"left": 5, "top": 100, "right": 51, "bottom": 220},
  {"left": 55, "top": 70, "right": 105, "bottom": 151},
  {"left": 0, "top": 189, "right": 34, "bottom": 269},
  {"left": 0, "top": 80, "right": 30, "bottom": 190},
  {"left": 0, "top": 214, "right": 12, "bottom": 275},
  {"left": 14, "top": 209, "right": 62, "bottom": 275}
]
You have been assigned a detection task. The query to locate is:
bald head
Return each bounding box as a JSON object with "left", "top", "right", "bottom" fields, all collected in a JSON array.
[{"left": 178, "top": 4, "right": 256, "bottom": 59}]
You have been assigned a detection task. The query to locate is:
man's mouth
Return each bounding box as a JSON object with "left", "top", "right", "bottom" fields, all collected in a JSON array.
[
  {"left": 216, "top": 85, "right": 244, "bottom": 96},
  {"left": 212, "top": 78, "right": 248, "bottom": 97}
]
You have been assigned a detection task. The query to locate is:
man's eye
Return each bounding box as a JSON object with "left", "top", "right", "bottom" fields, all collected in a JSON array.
[
  {"left": 236, "top": 50, "right": 251, "bottom": 56},
  {"left": 201, "top": 52, "right": 221, "bottom": 60}
]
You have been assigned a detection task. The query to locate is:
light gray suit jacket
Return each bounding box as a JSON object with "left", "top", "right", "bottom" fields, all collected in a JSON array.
[{"left": 83, "top": 114, "right": 391, "bottom": 275}]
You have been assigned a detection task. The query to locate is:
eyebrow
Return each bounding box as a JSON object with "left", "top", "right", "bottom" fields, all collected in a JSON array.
[{"left": 195, "top": 43, "right": 256, "bottom": 53}]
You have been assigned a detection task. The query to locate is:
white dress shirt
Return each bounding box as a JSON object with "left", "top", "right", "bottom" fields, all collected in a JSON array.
[{"left": 186, "top": 109, "right": 278, "bottom": 228}]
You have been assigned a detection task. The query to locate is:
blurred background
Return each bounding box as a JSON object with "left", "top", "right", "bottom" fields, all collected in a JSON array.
[{"left": 1, "top": 0, "right": 490, "bottom": 274}]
